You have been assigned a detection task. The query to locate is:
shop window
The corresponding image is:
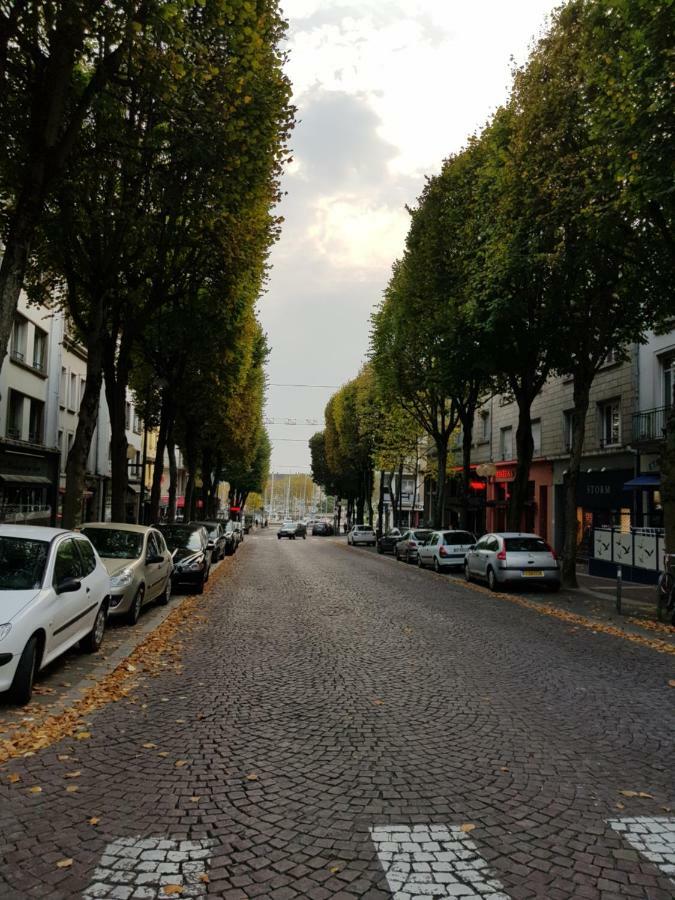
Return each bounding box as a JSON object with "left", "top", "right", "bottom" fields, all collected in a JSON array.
[
  {"left": 531, "top": 419, "right": 541, "bottom": 456},
  {"left": 32, "top": 327, "right": 47, "bottom": 372},
  {"left": 10, "top": 316, "right": 27, "bottom": 363},
  {"left": 499, "top": 426, "right": 513, "bottom": 460},
  {"left": 480, "top": 410, "right": 490, "bottom": 442},
  {"left": 28, "top": 398, "right": 44, "bottom": 444},
  {"left": 7, "top": 390, "right": 24, "bottom": 440},
  {"left": 599, "top": 399, "right": 621, "bottom": 447}
]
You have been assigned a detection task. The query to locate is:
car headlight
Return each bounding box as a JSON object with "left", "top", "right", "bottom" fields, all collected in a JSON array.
[
  {"left": 0, "top": 623, "right": 11, "bottom": 642},
  {"left": 186, "top": 560, "right": 204, "bottom": 571},
  {"left": 110, "top": 568, "right": 134, "bottom": 589}
]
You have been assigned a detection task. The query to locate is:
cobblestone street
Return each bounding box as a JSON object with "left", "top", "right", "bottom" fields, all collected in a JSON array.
[{"left": 0, "top": 530, "right": 673, "bottom": 899}]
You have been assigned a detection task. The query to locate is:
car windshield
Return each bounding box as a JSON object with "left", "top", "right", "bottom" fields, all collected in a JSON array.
[
  {"left": 225, "top": 522, "right": 235, "bottom": 532},
  {"left": 504, "top": 537, "right": 548, "bottom": 553},
  {"left": 0, "top": 537, "right": 49, "bottom": 590},
  {"left": 443, "top": 532, "right": 475, "bottom": 545},
  {"left": 160, "top": 526, "right": 202, "bottom": 552},
  {"left": 82, "top": 528, "right": 143, "bottom": 559},
  {"left": 413, "top": 530, "right": 432, "bottom": 540}
]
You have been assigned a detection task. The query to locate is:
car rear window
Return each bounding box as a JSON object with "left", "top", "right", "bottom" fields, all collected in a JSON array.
[
  {"left": 504, "top": 537, "right": 548, "bottom": 553},
  {"left": 443, "top": 532, "right": 474, "bottom": 545},
  {"left": 82, "top": 528, "right": 143, "bottom": 559},
  {"left": 413, "top": 530, "right": 432, "bottom": 540}
]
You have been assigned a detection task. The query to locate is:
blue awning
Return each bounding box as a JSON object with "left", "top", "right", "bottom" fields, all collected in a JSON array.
[{"left": 623, "top": 473, "right": 660, "bottom": 489}]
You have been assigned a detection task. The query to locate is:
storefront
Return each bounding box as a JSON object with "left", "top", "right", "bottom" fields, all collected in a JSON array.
[
  {"left": 485, "top": 461, "right": 553, "bottom": 540},
  {"left": 552, "top": 460, "right": 634, "bottom": 557},
  {"left": 0, "top": 440, "right": 59, "bottom": 527}
]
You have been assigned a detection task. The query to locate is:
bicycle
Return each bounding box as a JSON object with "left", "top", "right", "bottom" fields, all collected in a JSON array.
[{"left": 657, "top": 552, "right": 675, "bottom": 624}]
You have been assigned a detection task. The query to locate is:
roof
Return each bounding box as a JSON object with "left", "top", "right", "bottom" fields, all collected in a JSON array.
[
  {"left": 0, "top": 524, "right": 69, "bottom": 541},
  {"left": 80, "top": 522, "right": 152, "bottom": 534},
  {"left": 491, "top": 532, "right": 542, "bottom": 538}
]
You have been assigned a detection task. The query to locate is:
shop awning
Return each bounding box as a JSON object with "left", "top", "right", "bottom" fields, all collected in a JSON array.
[
  {"left": 623, "top": 473, "right": 660, "bottom": 489},
  {"left": 0, "top": 473, "right": 52, "bottom": 485}
]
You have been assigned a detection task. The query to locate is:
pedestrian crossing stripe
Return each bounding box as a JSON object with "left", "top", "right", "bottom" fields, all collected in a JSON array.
[
  {"left": 370, "top": 825, "right": 510, "bottom": 899},
  {"left": 608, "top": 816, "right": 675, "bottom": 883}
]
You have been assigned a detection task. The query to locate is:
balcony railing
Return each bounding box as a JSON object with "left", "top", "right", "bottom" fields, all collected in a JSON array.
[{"left": 632, "top": 406, "right": 669, "bottom": 444}]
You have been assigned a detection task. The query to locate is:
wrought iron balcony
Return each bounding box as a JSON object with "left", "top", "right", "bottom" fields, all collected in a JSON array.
[{"left": 632, "top": 406, "right": 670, "bottom": 444}]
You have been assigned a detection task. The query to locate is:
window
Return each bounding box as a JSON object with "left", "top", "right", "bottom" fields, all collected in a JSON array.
[
  {"left": 531, "top": 419, "right": 541, "bottom": 456},
  {"left": 480, "top": 411, "right": 490, "bottom": 442},
  {"left": 7, "top": 390, "right": 24, "bottom": 440},
  {"left": 599, "top": 400, "right": 621, "bottom": 447},
  {"left": 500, "top": 426, "right": 513, "bottom": 460},
  {"left": 662, "top": 351, "right": 674, "bottom": 408},
  {"left": 69, "top": 373, "right": 77, "bottom": 410},
  {"left": 10, "top": 317, "right": 27, "bottom": 363},
  {"left": 486, "top": 536, "right": 500, "bottom": 552},
  {"left": 563, "top": 410, "right": 573, "bottom": 452},
  {"left": 75, "top": 539, "right": 97, "bottom": 577},
  {"left": 133, "top": 412, "right": 141, "bottom": 434},
  {"left": 60, "top": 367, "right": 67, "bottom": 408},
  {"left": 79, "top": 377, "right": 86, "bottom": 408},
  {"left": 32, "top": 327, "right": 47, "bottom": 372},
  {"left": 146, "top": 533, "right": 161, "bottom": 560},
  {"left": 28, "top": 399, "right": 44, "bottom": 444},
  {"left": 53, "top": 539, "right": 84, "bottom": 586},
  {"left": 125, "top": 402, "right": 131, "bottom": 430}
]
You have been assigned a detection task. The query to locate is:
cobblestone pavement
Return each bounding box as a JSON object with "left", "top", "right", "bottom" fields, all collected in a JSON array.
[{"left": 0, "top": 530, "right": 673, "bottom": 899}]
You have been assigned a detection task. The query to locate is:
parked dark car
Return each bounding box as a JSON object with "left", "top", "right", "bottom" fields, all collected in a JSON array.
[
  {"left": 311, "top": 521, "right": 334, "bottom": 536},
  {"left": 223, "top": 521, "right": 237, "bottom": 554},
  {"left": 189, "top": 520, "right": 227, "bottom": 561},
  {"left": 376, "top": 528, "right": 402, "bottom": 554},
  {"left": 159, "top": 524, "right": 212, "bottom": 594},
  {"left": 295, "top": 521, "right": 307, "bottom": 539}
]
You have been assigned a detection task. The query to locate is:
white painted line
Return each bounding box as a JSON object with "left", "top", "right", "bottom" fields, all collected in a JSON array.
[
  {"left": 84, "top": 836, "right": 216, "bottom": 899},
  {"left": 370, "top": 825, "right": 510, "bottom": 899},
  {"left": 609, "top": 816, "right": 675, "bottom": 882}
]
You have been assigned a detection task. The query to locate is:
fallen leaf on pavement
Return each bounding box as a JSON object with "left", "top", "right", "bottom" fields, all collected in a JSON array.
[
  {"left": 142, "top": 743, "right": 157, "bottom": 749},
  {"left": 245, "top": 773, "right": 258, "bottom": 781},
  {"left": 199, "top": 874, "right": 209, "bottom": 883},
  {"left": 74, "top": 732, "right": 91, "bottom": 741},
  {"left": 65, "top": 771, "right": 81, "bottom": 778},
  {"left": 499, "top": 767, "right": 509, "bottom": 773},
  {"left": 88, "top": 817, "right": 100, "bottom": 825},
  {"left": 669, "top": 680, "right": 675, "bottom": 688},
  {"left": 329, "top": 865, "right": 342, "bottom": 874},
  {"left": 56, "top": 859, "right": 73, "bottom": 869},
  {"left": 190, "top": 796, "right": 200, "bottom": 802},
  {"left": 28, "top": 786, "right": 42, "bottom": 793},
  {"left": 619, "top": 790, "right": 653, "bottom": 798},
  {"left": 7, "top": 773, "right": 20, "bottom": 783},
  {"left": 615, "top": 802, "right": 625, "bottom": 810},
  {"left": 66, "top": 785, "right": 79, "bottom": 793},
  {"left": 372, "top": 699, "right": 383, "bottom": 705},
  {"left": 57, "top": 755, "right": 70, "bottom": 761},
  {"left": 126, "top": 664, "right": 136, "bottom": 672},
  {"left": 162, "top": 886, "right": 182, "bottom": 896},
  {"left": 174, "top": 760, "right": 187, "bottom": 768},
  {"left": 158, "top": 751, "right": 169, "bottom": 757},
  {"left": 460, "top": 823, "right": 476, "bottom": 833}
]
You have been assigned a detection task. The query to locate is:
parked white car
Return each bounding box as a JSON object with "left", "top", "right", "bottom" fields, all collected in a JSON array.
[
  {"left": 417, "top": 530, "right": 476, "bottom": 572},
  {"left": 464, "top": 532, "right": 561, "bottom": 591},
  {"left": 0, "top": 525, "right": 109, "bottom": 705},
  {"left": 347, "top": 524, "right": 376, "bottom": 546}
]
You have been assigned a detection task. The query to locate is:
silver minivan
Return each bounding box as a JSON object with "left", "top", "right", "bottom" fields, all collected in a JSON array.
[{"left": 464, "top": 532, "right": 560, "bottom": 592}]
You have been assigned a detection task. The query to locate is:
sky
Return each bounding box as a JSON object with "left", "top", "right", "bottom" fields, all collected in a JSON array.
[{"left": 259, "top": 0, "right": 561, "bottom": 473}]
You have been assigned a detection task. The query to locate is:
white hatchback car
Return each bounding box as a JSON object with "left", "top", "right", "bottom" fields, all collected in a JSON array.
[
  {"left": 0, "top": 525, "right": 110, "bottom": 705},
  {"left": 347, "top": 524, "right": 376, "bottom": 546},
  {"left": 417, "top": 530, "right": 476, "bottom": 572}
]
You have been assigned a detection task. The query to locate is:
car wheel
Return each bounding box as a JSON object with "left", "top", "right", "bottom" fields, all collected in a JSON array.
[
  {"left": 157, "top": 577, "right": 172, "bottom": 606},
  {"left": 81, "top": 603, "right": 107, "bottom": 652},
  {"left": 376, "top": 544, "right": 383, "bottom": 554},
  {"left": 277, "top": 535, "right": 281, "bottom": 540},
  {"left": 549, "top": 582, "right": 561, "bottom": 593},
  {"left": 487, "top": 567, "right": 499, "bottom": 592},
  {"left": 395, "top": 549, "right": 400, "bottom": 561},
  {"left": 195, "top": 573, "right": 205, "bottom": 595},
  {"left": 464, "top": 562, "right": 472, "bottom": 583},
  {"left": 127, "top": 586, "right": 144, "bottom": 625},
  {"left": 433, "top": 558, "right": 441, "bottom": 573},
  {"left": 9, "top": 635, "right": 39, "bottom": 706},
  {"left": 417, "top": 555, "right": 423, "bottom": 568}
]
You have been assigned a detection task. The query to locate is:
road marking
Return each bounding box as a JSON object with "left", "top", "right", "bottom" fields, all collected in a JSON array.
[
  {"left": 370, "top": 825, "right": 510, "bottom": 898},
  {"left": 84, "top": 835, "right": 216, "bottom": 899},
  {"left": 609, "top": 816, "right": 675, "bottom": 882}
]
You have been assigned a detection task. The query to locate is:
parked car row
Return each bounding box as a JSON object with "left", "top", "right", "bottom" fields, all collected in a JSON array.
[
  {"left": 278, "top": 520, "right": 307, "bottom": 539},
  {"left": 0, "top": 516, "right": 244, "bottom": 706},
  {"left": 354, "top": 523, "right": 562, "bottom": 591}
]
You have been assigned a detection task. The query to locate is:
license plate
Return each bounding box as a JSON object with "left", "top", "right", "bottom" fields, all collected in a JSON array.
[{"left": 523, "top": 570, "right": 544, "bottom": 577}]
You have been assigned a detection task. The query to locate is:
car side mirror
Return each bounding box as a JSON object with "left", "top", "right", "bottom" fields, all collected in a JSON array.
[
  {"left": 56, "top": 576, "right": 81, "bottom": 595},
  {"left": 147, "top": 554, "right": 164, "bottom": 565}
]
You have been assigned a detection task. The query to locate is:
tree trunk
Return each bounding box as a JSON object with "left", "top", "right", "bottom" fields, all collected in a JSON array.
[
  {"left": 201, "top": 447, "right": 212, "bottom": 518},
  {"left": 103, "top": 341, "right": 131, "bottom": 523},
  {"left": 388, "top": 469, "right": 399, "bottom": 529},
  {"left": 366, "top": 467, "right": 374, "bottom": 526},
  {"left": 396, "top": 461, "right": 404, "bottom": 528},
  {"left": 149, "top": 396, "right": 170, "bottom": 525},
  {"left": 562, "top": 378, "right": 592, "bottom": 587},
  {"left": 433, "top": 439, "right": 448, "bottom": 529},
  {"left": 356, "top": 493, "right": 365, "bottom": 524},
  {"left": 62, "top": 332, "right": 104, "bottom": 529},
  {"left": 167, "top": 425, "right": 177, "bottom": 523},
  {"left": 377, "top": 469, "right": 385, "bottom": 537},
  {"left": 185, "top": 471, "right": 195, "bottom": 522},
  {"left": 460, "top": 419, "right": 473, "bottom": 529},
  {"left": 661, "top": 400, "right": 675, "bottom": 556},
  {"left": 507, "top": 399, "right": 534, "bottom": 531}
]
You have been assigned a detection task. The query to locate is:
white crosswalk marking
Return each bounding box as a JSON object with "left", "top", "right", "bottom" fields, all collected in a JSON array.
[
  {"left": 608, "top": 816, "right": 675, "bottom": 882},
  {"left": 83, "top": 835, "right": 216, "bottom": 899},
  {"left": 370, "top": 825, "right": 510, "bottom": 899}
]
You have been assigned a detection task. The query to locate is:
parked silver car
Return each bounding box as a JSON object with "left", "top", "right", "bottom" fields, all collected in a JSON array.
[
  {"left": 464, "top": 532, "right": 560, "bottom": 591},
  {"left": 417, "top": 530, "right": 476, "bottom": 572},
  {"left": 394, "top": 529, "right": 433, "bottom": 563},
  {"left": 81, "top": 524, "right": 173, "bottom": 623}
]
